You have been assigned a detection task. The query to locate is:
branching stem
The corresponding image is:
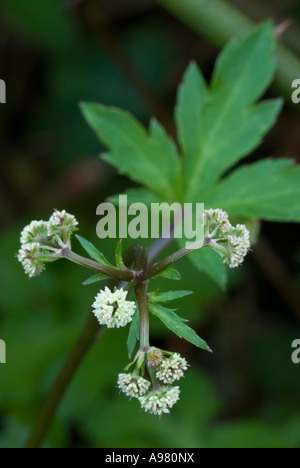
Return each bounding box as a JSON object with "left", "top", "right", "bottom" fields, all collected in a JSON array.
[{"left": 64, "top": 250, "right": 134, "bottom": 281}]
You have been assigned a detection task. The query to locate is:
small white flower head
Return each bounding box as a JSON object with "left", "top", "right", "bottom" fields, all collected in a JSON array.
[
  {"left": 48, "top": 209, "right": 78, "bottom": 241},
  {"left": 223, "top": 224, "right": 250, "bottom": 268},
  {"left": 92, "top": 286, "right": 136, "bottom": 328},
  {"left": 204, "top": 209, "right": 232, "bottom": 238},
  {"left": 233, "top": 224, "right": 251, "bottom": 244},
  {"left": 117, "top": 373, "right": 150, "bottom": 399},
  {"left": 205, "top": 208, "right": 251, "bottom": 269},
  {"left": 139, "top": 386, "right": 180, "bottom": 416},
  {"left": 147, "top": 348, "right": 163, "bottom": 368},
  {"left": 156, "top": 353, "right": 188, "bottom": 384},
  {"left": 17, "top": 243, "right": 46, "bottom": 278},
  {"left": 20, "top": 220, "right": 50, "bottom": 247}
]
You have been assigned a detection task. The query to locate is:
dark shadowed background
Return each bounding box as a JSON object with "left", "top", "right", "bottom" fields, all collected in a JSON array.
[{"left": 0, "top": 0, "right": 300, "bottom": 448}]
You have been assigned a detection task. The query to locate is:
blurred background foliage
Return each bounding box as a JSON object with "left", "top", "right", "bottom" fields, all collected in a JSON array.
[{"left": 0, "top": 0, "right": 300, "bottom": 448}]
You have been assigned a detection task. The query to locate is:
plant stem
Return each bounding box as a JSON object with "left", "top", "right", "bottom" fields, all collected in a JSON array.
[
  {"left": 25, "top": 244, "right": 139, "bottom": 448},
  {"left": 147, "top": 365, "right": 161, "bottom": 391},
  {"left": 142, "top": 240, "right": 207, "bottom": 281},
  {"left": 26, "top": 237, "right": 193, "bottom": 447},
  {"left": 156, "top": 0, "right": 300, "bottom": 106},
  {"left": 25, "top": 314, "right": 102, "bottom": 448},
  {"left": 64, "top": 250, "right": 133, "bottom": 281},
  {"left": 134, "top": 245, "right": 150, "bottom": 349},
  {"left": 147, "top": 225, "right": 175, "bottom": 266},
  {"left": 135, "top": 281, "right": 150, "bottom": 349},
  {"left": 26, "top": 239, "right": 199, "bottom": 448}
]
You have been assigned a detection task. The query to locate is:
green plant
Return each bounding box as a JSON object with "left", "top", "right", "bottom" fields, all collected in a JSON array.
[{"left": 17, "top": 22, "right": 300, "bottom": 443}]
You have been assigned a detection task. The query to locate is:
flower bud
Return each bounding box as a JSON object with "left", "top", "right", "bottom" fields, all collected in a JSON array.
[
  {"left": 48, "top": 209, "right": 78, "bottom": 243},
  {"left": 205, "top": 209, "right": 251, "bottom": 268},
  {"left": 147, "top": 348, "right": 163, "bottom": 367},
  {"left": 204, "top": 209, "right": 231, "bottom": 237},
  {"left": 20, "top": 220, "right": 50, "bottom": 247},
  {"left": 17, "top": 243, "right": 47, "bottom": 278},
  {"left": 224, "top": 224, "right": 251, "bottom": 268}
]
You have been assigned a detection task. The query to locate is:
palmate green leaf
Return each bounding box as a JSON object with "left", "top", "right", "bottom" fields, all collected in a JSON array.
[
  {"left": 176, "top": 239, "right": 227, "bottom": 290},
  {"left": 206, "top": 159, "right": 300, "bottom": 222},
  {"left": 177, "top": 22, "right": 281, "bottom": 202},
  {"left": 76, "top": 235, "right": 114, "bottom": 267},
  {"left": 149, "top": 290, "right": 193, "bottom": 303},
  {"left": 108, "top": 189, "right": 161, "bottom": 207},
  {"left": 80, "top": 103, "right": 182, "bottom": 202},
  {"left": 149, "top": 303, "right": 211, "bottom": 352},
  {"left": 80, "top": 23, "right": 297, "bottom": 290},
  {"left": 127, "top": 311, "right": 140, "bottom": 359},
  {"left": 175, "top": 61, "right": 207, "bottom": 185},
  {"left": 188, "top": 248, "right": 228, "bottom": 291}
]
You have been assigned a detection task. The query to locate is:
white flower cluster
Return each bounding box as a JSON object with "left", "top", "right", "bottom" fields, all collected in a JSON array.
[
  {"left": 119, "top": 350, "right": 186, "bottom": 415},
  {"left": 204, "top": 209, "right": 250, "bottom": 268},
  {"left": 156, "top": 353, "right": 188, "bottom": 384},
  {"left": 17, "top": 209, "right": 78, "bottom": 278},
  {"left": 117, "top": 373, "right": 150, "bottom": 399},
  {"left": 48, "top": 209, "right": 78, "bottom": 239},
  {"left": 17, "top": 242, "right": 47, "bottom": 278},
  {"left": 139, "top": 386, "right": 180, "bottom": 416},
  {"left": 92, "top": 287, "right": 136, "bottom": 328},
  {"left": 204, "top": 208, "right": 231, "bottom": 236},
  {"left": 20, "top": 220, "right": 49, "bottom": 246},
  {"left": 225, "top": 225, "right": 251, "bottom": 268}
]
